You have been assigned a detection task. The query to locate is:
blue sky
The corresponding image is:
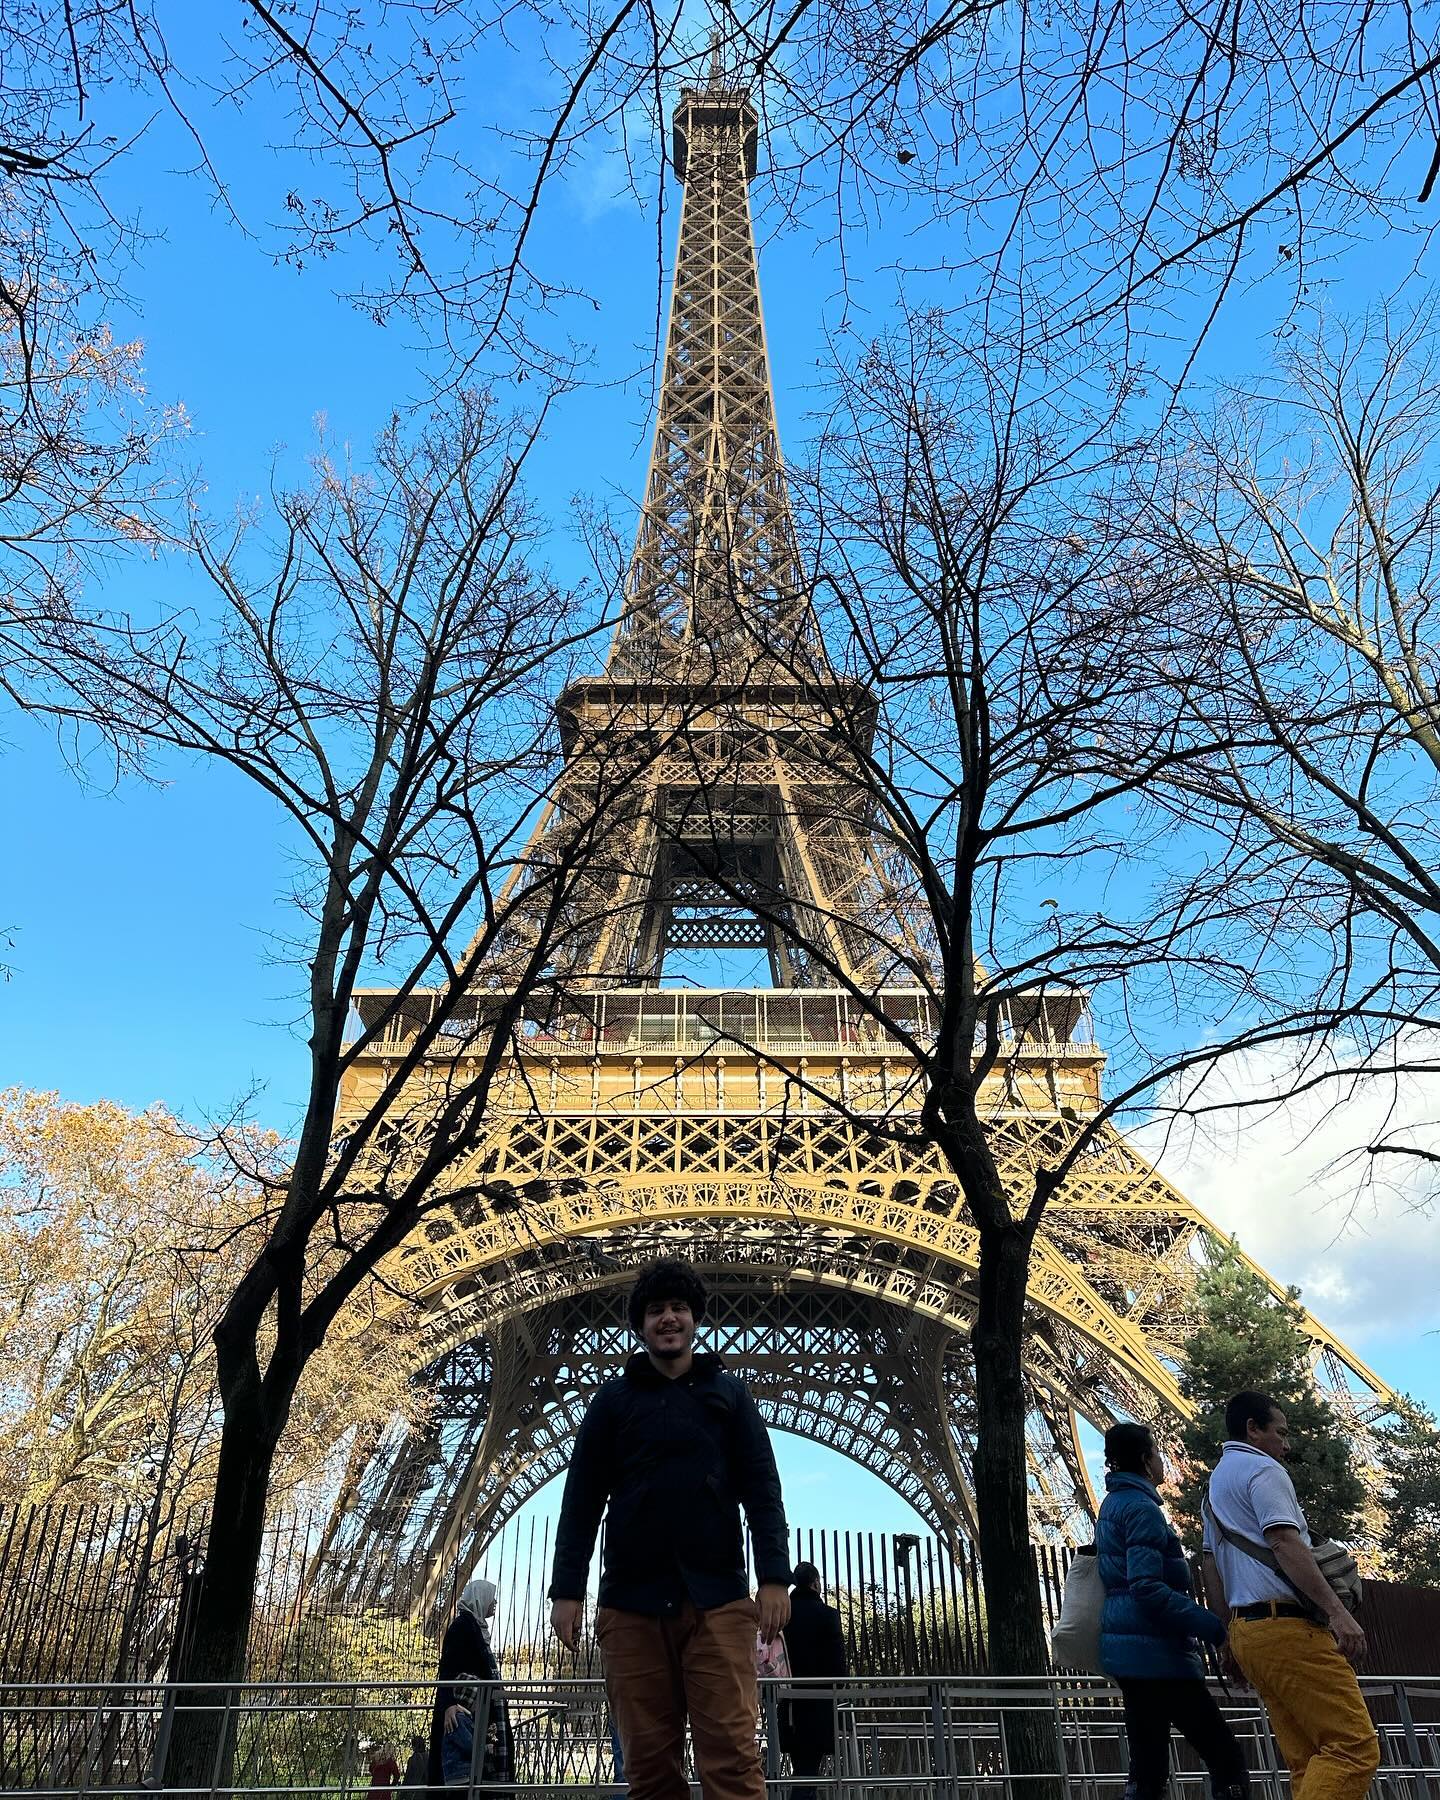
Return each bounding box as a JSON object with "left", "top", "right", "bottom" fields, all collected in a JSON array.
[{"left": 3, "top": 20, "right": 1436, "bottom": 1540}]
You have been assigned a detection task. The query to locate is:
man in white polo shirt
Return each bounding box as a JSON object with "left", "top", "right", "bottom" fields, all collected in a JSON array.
[{"left": 1201, "top": 1391, "right": 1377, "bottom": 1800}]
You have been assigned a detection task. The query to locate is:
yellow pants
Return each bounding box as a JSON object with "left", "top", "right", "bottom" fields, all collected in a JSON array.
[{"left": 1230, "top": 1615, "right": 1379, "bottom": 1800}]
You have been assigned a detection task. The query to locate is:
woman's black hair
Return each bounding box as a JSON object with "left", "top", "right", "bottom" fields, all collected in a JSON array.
[
  {"left": 626, "top": 1259, "right": 709, "bottom": 1334},
  {"left": 1104, "top": 1421, "right": 1156, "bottom": 1474}
]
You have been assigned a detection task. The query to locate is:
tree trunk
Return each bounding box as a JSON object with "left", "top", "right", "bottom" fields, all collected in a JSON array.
[
  {"left": 161, "top": 1387, "right": 284, "bottom": 1792},
  {"left": 972, "top": 1216, "right": 1049, "bottom": 1671},
  {"left": 971, "top": 1215, "right": 1062, "bottom": 1796}
]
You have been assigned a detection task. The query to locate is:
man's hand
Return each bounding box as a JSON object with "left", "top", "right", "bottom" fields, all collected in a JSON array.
[
  {"left": 551, "top": 1597, "right": 583, "bottom": 1650},
  {"left": 443, "top": 1704, "right": 465, "bottom": 1733},
  {"left": 757, "top": 1582, "right": 790, "bottom": 1645},
  {"left": 1266, "top": 1527, "right": 1366, "bottom": 1664},
  {"left": 1218, "top": 1644, "right": 1248, "bottom": 1689},
  {"left": 1327, "top": 1605, "right": 1367, "bottom": 1665}
]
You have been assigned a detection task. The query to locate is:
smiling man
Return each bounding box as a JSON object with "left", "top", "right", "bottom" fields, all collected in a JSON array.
[{"left": 549, "top": 1259, "right": 791, "bottom": 1800}]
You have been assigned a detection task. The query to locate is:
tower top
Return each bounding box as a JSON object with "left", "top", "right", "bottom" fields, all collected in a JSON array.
[
  {"left": 673, "top": 21, "right": 758, "bottom": 180},
  {"left": 609, "top": 46, "right": 818, "bottom": 677},
  {"left": 672, "top": 85, "right": 758, "bottom": 183}
]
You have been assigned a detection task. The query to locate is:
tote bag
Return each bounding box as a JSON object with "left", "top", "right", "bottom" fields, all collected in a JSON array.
[{"left": 1050, "top": 1546, "right": 1104, "bottom": 1673}]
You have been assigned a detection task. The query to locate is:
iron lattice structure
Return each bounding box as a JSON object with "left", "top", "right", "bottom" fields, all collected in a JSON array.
[{"left": 319, "top": 70, "right": 1395, "bottom": 1614}]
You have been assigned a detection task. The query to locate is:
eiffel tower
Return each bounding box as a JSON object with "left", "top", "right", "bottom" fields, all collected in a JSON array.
[{"left": 323, "top": 61, "right": 1394, "bottom": 1612}]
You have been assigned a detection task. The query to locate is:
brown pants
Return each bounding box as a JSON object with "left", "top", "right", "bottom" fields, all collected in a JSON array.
[{"left": 597, "top": 1597, "right": 765, "bottom": 1800}]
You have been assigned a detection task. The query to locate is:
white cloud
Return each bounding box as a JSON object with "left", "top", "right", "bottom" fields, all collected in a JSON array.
[{"left": 1132, "top": 1036, "right": 1440, "bottom": 1342}]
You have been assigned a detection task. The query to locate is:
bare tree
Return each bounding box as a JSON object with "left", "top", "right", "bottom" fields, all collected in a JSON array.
[
  {"left": 1119, "top": 300, "right": 1440, "bottom": 1199},
  {"left": 653, "top": 307, "right": 1392, "bottom": 1683},
  {"left": 791, "top": 325, "right": 1191, "bottom": 1676},
  {"left": 22, "top": 390, "right": 666, "bottom": 1776},
  {"left": 4, "top": 0, "right": 1440, "bottom": 397},
  {"left": 0, "top": 227, "right": 182, "bottom": 735}
]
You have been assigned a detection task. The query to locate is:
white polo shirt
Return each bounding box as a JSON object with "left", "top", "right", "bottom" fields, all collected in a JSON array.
[{"left": 1203, "top": 1441, "right": 1311, "bottom": 1608}]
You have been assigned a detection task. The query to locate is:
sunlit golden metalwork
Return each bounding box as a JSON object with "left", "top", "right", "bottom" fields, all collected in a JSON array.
[{"left": 319, "top": 62, "right": 1393, "bottom": 1606}]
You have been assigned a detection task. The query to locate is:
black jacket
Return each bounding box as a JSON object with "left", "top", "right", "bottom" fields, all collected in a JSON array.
[
  {"left": 779, "top": 1586, "right": 848, "bottom": 1752},
  {"left": 549, "top": 1351, "right": 790, "bottom": 1614}
]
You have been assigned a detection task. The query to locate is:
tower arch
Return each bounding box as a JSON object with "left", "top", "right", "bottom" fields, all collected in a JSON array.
[{"left": 316, "top": 1269, "right": 1097, "bottom": 1618}]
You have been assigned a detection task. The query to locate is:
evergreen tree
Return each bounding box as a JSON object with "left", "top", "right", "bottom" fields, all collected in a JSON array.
[
  {"left": 1377, "top": 1397, "right": 1440, "bottom": 1586},
  {"left": 1174, "top": 1240, "right": 1365, "bottom": 1542}
]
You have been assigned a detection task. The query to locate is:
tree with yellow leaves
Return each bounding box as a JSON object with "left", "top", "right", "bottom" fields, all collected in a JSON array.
[{"left": 0, "top": 1087, "right": 417, "bottom": 1517}]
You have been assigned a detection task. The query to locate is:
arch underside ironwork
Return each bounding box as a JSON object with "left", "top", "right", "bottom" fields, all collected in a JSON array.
[
  {"left": 315, "top": 1264, "right": 1099, "bottom": 1618},
  {"left": 316, "top": 1106, "right": 1393, "bottom": 1619}
]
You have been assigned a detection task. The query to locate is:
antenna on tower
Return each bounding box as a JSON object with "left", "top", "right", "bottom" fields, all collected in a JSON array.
[{"left": 705, "top": 0, "right": 743, "bottom": 90}]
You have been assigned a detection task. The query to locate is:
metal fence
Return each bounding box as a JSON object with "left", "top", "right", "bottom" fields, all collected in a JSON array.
[
  {"left": 4, "top": 1674, "right": 1439, "bottom": 1799},
  {"left": 0, "top": 1505, "right": 203, "bottom": 1687},
  {"left": 4, "top": 1504, "right": 1438, "bottom": 1696},
  {"left": 0, "top": 1507, "right": 1029, "bottom": 1685}
]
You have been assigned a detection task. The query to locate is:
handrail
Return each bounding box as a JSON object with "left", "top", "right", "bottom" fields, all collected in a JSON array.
[
  {"left": 365, "top": 1027, "right": 1104, "bottom": 1060},
  {"left": 3, "top": 1674, "right": 1436, "bottom": 1799}
]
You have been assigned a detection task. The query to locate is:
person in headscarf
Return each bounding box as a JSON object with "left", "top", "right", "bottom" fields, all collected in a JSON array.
[{"left": 426, "top": 1578, "right": 514, "bottom": 1795}]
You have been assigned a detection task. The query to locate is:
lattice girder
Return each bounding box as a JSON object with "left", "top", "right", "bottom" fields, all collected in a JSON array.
[
  {"left": 610, "top": 83, "right": 817, "bottom": 674},
  {"left": 339, "top": 1020, "right": 1389, "bottom": 1411},
  {"left": 469, "top": 691, "right": 916, "bottom": 988},
  {"left": 330, "top": 61, "right": 1396, "bottom": 1588},
  {"left": 394, "top": 1179, "right": 1184, "bottom": 1407},
  {"left": 322, "top": 1280, "right": 1063, "bottom": 1611},
  {"left": 328, "top": 1060, "right": 1393, "bottom": 1582}
]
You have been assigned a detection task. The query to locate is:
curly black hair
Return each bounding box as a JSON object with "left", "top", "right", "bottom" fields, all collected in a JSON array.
[{"left": 626, "top": 1259, "right": 709, "bottom": 1335}]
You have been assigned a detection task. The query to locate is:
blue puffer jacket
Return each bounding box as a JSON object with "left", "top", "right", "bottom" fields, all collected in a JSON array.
[{"left": 1095, "top": 1471, "right": 1226, "bottom": 1679}]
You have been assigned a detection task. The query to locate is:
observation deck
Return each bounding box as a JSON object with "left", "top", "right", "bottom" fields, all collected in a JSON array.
[{"left": 340, "top": 984, "right": 1107, "bottom": 1121}]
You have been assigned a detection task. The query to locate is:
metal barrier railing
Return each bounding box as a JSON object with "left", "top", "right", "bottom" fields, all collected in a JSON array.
[{"left": 2, "top": 1674, "right": 1438, "bottom": 1799}]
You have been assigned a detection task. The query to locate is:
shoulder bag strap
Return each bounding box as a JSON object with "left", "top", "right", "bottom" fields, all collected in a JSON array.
[
  {"left": 1203, "top": 1495, "right": 1280, "bottom": 1567},
  {"left": 1203, "top": 1496, "right": 1315, "bottom": 1615}
]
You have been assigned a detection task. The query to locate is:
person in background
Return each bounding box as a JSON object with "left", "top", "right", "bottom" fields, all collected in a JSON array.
[
  {"left": 427, "top": 1577, "right": 515, "bottom": 1792},
  {"left": 1096, "top": 1422, "right": 1249, "bottom": 1800},
  {"left": 1202, "top": 1392, "right": 1377, "bottom": 1800},
  {"left": 399, "top": 1734, "right": 427, "bottom": 1792},
  {"left": 548, "top": 1258, "right": 791, "bottom": 1800},
  {"left": 367, "top": 1743, "right": 401, "bottom": 1793},
  {"left": 778, "top": 1563, "right": 847, "bottom": 1800}
]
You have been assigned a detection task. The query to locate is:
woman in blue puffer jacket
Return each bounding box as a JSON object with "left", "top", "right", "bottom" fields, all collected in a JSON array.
[{"left": 1096, "top": 1423, "right": 1249, "bottom": 1800}]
